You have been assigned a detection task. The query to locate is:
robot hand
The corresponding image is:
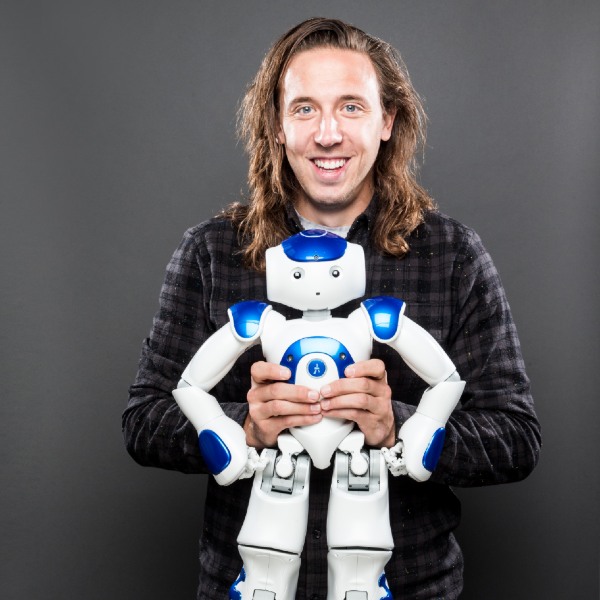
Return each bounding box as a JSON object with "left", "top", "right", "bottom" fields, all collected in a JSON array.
[
  {"left": 173, "top": 385, "right": 256, "bottom": 486},
  {"left": 398, "top": 412, "right": 447, "bottom": 482},
  {"left": 398, "top": 378, "right": 465, "bottom": 482}
]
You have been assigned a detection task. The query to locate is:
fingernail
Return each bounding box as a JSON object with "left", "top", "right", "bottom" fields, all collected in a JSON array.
[
  {"left": 280, "top": 367, "right": 291, "bottom": 379},
  {"left": 310, "top": 403, "right": 321, "bottom": 413},
  {"left": 321, "top": 385, "right": 331, "bottom": 396},
  {"left": 345, "top": 366, "right": 355, "bottom": 377},
  {"left": 308, "top": 390, "right": 319, "bottom": 401},
  {"left": 321, "top": 400, "right": 330, "bottom": 410}
]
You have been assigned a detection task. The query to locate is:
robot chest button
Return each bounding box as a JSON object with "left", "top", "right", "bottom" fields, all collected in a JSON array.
[{"left": 307, "top": 359, "right": 327, "bottom": 378}]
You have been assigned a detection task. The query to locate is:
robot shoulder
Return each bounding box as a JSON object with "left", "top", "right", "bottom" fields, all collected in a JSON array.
[
  {"left": 228, "top": 300, "right": 272, "bottom": 342},
  {"left": 360, "top": 296, "right": 406, "bottom": 343}
]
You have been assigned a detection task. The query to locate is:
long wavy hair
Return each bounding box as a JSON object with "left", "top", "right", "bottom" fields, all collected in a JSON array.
[{"left": 224, "top": 17, "right": 434, "bottom": 270}]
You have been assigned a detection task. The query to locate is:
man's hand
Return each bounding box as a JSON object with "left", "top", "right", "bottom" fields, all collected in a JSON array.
[
  {"left": 319, "top": 359, "right": 396, "bottom": 448},
  {"left": 244, "top": 361, "right": 322, "bottom": 449}
]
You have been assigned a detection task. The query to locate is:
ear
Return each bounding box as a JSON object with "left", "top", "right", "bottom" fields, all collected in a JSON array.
[
  {"left": 277, "top": 127, "right": 286, "bottom": 145},
  {"left": 380, "top": 108, "right": 397, "bottom": 142}
]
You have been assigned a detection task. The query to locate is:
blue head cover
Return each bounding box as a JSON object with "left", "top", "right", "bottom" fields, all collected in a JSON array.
[{"left": 282, "top": 229, "right": 347, "bottom": 262}]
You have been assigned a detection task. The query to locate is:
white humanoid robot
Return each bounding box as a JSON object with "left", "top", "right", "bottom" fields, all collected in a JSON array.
[{"left": 173, "top": 229, "right": 465, "bottom": 600}]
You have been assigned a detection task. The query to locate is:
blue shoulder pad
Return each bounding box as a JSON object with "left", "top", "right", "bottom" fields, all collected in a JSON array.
[
  {"left": 228, "top": 300, "right": 270, "bottom": 340},
  {"left": 362, "top": 296, "right": 406, "bottom": 342},
  {"left": 282, "top": 229, "right": 347, "bottom": 262}
]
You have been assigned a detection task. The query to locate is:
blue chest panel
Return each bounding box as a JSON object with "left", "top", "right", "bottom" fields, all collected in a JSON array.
[
  {"left": 280, "top": 336, "right": 354, "bottom": 384},
  {"left": 362, "top": 296, "right": 405, "bottom": 341},
  {"left": 229, "top": 300, "right": 269, "bottom": 339}
]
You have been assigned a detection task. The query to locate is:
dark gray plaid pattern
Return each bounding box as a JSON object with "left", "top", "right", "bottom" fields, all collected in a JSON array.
[{"left": 124, "top": 200, "right": 540, "bottom": 599}]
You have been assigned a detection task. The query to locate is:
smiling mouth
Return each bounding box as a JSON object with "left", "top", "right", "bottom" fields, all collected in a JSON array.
[{"left": 313, "top": 158, "right": 347, "bottom": 171}]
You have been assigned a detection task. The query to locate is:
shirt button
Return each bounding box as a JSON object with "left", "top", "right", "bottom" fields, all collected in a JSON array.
[{"left": 312, "top": 528, "right": 321, "bottom": 539}]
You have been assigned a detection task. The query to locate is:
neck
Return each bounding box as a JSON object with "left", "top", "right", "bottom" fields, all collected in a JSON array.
[
  {"left": 303, "top": 309, "right": 331, "bottom": 321},
  {"left": 294, "top": 192, "right": 373, "bottom": 228}
]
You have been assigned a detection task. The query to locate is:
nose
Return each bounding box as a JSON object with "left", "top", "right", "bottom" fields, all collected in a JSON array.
[{"left": 314, "top": 113, "right": 342, "bottom": 147}]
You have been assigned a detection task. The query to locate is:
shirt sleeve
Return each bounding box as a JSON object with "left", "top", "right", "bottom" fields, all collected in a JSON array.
[
  {"left": 122, "top": 229, "right": 250, "bottom": 475},
  {"left": 428, "top": 228, "right": 541, "bottom": 487}
]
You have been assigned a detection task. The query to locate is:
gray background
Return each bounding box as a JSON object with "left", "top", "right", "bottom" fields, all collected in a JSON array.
[{"left": 1, "top": 1, "right": 598, "bottom": 598}]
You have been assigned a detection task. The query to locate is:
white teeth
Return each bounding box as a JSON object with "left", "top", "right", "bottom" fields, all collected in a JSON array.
[{"left": 314, "top": 159, "right": 346, "bottom": 170}]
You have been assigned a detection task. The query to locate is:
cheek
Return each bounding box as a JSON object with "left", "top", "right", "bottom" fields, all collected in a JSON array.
[
  {"left": 356, "top": 124, "right": 385, "bottom": 157},
  {"left": 280, "top": 123, "right": 304, "bottom": 153}
]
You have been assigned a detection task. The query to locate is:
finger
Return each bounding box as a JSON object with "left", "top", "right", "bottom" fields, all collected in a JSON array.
[
  {"left": 320, "top": 406, "right": 369, "bottom": 423},
  {"left": 251, "top": 398, "right": 321, "bottom": 425},
  {"left": 256, "top": 396, "right": 323, "bottom": 419},
  {"left": 345, "top": 359, "right": 387, "bottom": 380},
  {"left": 248, "top": 381, "right": 320, "bottom": 406},
  {"left": 320, "top": 375, "right": 388, "bottom": 401},
  {"left": 250, "top": 361, "right": 291, "bottom": 385},
  {"left": 320, "top": 391, "right": 376, "bottom": 414}
]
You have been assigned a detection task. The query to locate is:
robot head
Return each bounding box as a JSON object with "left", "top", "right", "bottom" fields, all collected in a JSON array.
[{"left": 265, "top": 230, "right": 366, "bottom": 311}]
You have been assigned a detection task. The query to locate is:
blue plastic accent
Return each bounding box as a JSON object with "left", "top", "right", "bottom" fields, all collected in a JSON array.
[
  {"left": 307, "top": 359, "right": 327, "bottom": 378},
  {"left": 362, "top": 296, "right": 405, "bottom": 341},
  {"left": 198, "top": 430, "right": 232, "bottom": 475},
  {"left": 229, "top": 568, "right": 246, "bottom": 600},
  {"left": 282, "top": 229, "right": 347, "bottom": 262},
  {"left": 229, "top": 300, "right": 269, "bottom": 339},
  {"left": 422, "top": 427, "right": 446, "bottom": 472},
  {"left": 378, "top": 573, "right": 393, "bottom": 599},
  {"left": 280, "top": 336, "right": 354, "bottom": 383}
]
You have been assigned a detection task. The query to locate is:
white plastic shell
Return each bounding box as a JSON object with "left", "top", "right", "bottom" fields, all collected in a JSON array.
[{"left": 236, "top": 546, "right": 301, "bottom": 600}]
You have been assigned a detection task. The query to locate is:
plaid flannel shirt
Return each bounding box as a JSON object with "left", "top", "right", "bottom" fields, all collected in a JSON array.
[{"left": 124, "top": 199, "right": 540, "bottom": 599}]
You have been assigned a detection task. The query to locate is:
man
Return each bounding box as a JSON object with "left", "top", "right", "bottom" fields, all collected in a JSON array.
[{"left": 124, "top": 17, "right": 541, "bottom": 599}]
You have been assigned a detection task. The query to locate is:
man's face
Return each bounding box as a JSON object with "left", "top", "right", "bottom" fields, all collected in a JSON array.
[{"left": 278, "top": 48, "right": 395, "bottom": 225}]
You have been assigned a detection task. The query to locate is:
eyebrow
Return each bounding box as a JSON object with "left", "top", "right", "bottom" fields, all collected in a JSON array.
[
  {"left": 339, "top": 94, "right": 369, "bottom": 103},
  {"left": 287, "top": 96, "right": 313, "bottom": 106}
]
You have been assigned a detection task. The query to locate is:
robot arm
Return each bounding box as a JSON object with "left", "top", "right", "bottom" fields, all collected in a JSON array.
[
  {"left": 361, "top": 297, "right": 466, "bottom": 482},
  {"left": 172, "top": 301, "right": 272, "bottom": 485}
]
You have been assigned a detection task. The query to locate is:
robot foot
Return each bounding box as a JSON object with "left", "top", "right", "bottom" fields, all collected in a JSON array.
[
  {"left": 327, "top": 548, "right": 393, "bottom": 600},
  {"left": 229, "top": 545, "right": 301, "bottom": 600}
]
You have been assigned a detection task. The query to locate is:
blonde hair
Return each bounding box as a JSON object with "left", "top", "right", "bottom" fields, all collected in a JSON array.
[{"left": 225, "top": 17, "right": 434, "bottom": 270}]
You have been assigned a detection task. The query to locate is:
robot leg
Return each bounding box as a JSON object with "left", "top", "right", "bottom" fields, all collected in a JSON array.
[
  {"left": 231, "top": 434, "right": 310, "bottom": 600},
  {"left": 326, "top": 432, "right": 394, "bottom": 600}
]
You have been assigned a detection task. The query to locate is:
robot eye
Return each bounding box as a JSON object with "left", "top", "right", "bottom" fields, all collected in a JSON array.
[
  {"left": 329, "top": 266, "right": 341, "bottom": 278},
  {"left": 292, "top": 268, "right": 304, "bottom": 280}
]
